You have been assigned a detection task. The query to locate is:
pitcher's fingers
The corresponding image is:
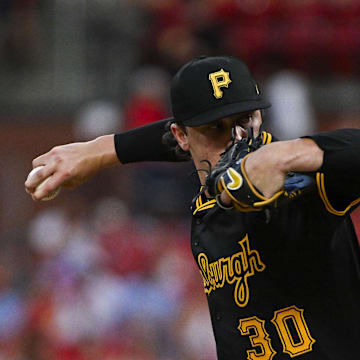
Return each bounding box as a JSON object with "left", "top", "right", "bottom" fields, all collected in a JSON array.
[
  {"left": 31, "top": 150, "right": 53, "bottom": 169},
  {"left": 31, "top": 170, "right": 66, "bottom": 201},
  {"left": 25, "top": 164, "right": 55, "bottom": 193}
]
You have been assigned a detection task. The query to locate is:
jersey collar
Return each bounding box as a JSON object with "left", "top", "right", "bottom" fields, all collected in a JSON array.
[{"left": 191, "top": 188, "right": 216, "bottom": 216}]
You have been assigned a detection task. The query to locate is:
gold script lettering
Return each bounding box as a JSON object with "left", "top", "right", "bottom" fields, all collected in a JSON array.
[{"left": 197, "top": 234, "right": 265, "bottom": 307}]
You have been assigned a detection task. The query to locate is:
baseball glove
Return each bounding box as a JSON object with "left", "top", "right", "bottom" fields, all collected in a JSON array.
[{"left": 206, "top": 131, "right": 315, "bottom": 211}]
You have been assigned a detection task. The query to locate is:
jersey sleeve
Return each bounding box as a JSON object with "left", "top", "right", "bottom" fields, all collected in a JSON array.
[
  {"left": 114, "top": 118, "right": 182, "bottom": 163},
  {"left": 304, "top": 128, "right": 360, "bottom": 215}
]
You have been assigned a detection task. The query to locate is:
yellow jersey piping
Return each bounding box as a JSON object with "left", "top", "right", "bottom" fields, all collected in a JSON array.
[
  {"left": 316, "top": 172, "right": 360, "bottom": 216},
  {"left": 193, "top": 199, "right": 216, "bottom": 215}
]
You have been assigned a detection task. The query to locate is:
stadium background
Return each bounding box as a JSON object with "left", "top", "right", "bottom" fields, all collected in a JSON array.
[{"left": 1, "top": 0, "right": 360, "bottom": 359}]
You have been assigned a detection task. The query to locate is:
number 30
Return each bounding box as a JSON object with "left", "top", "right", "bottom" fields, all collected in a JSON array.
[{"left": 238, "top": 306, "right": 316, "bottom": 360}]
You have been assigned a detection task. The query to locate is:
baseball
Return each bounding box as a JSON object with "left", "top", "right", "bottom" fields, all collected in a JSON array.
[{"left": 27, "top": 166, "right": 61, "bottom": 201}]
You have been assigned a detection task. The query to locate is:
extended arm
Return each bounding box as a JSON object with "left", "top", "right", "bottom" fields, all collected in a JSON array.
[
  {"left": 25, "top": 135, "right": 120, "bottom": 200},
  {"left": 25, "top": 118, "right": 176, "bottom": 200}
]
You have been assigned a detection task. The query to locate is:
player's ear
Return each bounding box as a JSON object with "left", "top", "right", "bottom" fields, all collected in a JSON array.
[{"left": 171, "top": 123, "right": 189, "bottom": 151}]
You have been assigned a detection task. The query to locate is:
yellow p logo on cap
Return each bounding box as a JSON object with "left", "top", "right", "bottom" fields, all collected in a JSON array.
[{"left": 209, "top": 69, "right": 232, "bottom": 99}]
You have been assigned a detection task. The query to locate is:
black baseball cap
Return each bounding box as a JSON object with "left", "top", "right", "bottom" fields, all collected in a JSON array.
[{"left": 170, "top": 55, "right": 271, "bottom": 127}]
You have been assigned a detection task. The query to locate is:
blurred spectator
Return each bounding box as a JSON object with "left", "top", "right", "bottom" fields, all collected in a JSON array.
[
  {"left": 74, "top": 100, "right": 123, "bottom": 141},
  {"left": 124, "top": 66, "right": 170, "bottom": 129},
  {"left": 85, "top": 0, "right": 145, "bottom": 97},
  {"left": 1, "top": 0, "right": 42, "bottom": 71},
  {"left": 156, "top": 26, "right": 208, "bottom": 74},
  {"left": 92, "top": 197, "right": 152, "bottom": 276},
  {"left": 0, "top": 264, "right": 25, "bottom": 342},
  {"left": 177, "top": 296, "right": 217, "bottom": 360},
  {"left": 28, "top": 207, "right": 70, "bottom": 258},
  {"left": 266, "top": 70, "right": 316, "bottom": 139}
]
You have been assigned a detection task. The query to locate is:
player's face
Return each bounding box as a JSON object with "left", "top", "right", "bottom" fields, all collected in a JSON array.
[{"left": 172, "top": 110, "right": 262, "bottom": 183}]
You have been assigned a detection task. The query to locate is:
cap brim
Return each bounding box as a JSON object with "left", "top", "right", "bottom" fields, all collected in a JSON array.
[{"left": 177, "top": 99, "right": 271, "bottom": 127}]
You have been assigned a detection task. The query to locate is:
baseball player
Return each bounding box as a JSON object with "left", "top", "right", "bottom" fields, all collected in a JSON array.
[{"left": 26, "top": 56, "right": 360, "bottom": 359}]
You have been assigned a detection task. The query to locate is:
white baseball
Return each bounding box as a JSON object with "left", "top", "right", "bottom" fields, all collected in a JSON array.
[{"left": 27, "top": 166, "right": 61, "bottom": 201}]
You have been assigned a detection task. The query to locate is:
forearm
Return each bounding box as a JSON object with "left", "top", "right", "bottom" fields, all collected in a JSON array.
[
  {"left": 219, "top": 138, "right": 323, "bottom": 204},
  {"left": 26, "top": 118, "right": 179, "bottom": 200},
  {"left": 90, "top": 135, "right": 121, "bottom": 168},
  {"left": 244, "top": 138, "right": 323, "bottom": 198},
  {"left": 248, "top": 138, "right": 324, "bottom": 174},
  {"left": 221, "top": 129, "right": 360, "bottom": 204},
  {"left": 26, "top": 135, "right": 120, "bottom": 200}
]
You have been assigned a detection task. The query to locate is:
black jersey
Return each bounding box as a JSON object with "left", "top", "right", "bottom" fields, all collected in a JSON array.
[
  {"left": 115, "top": 125, "right": 360, "bottom": 359},
  {"left": 191, "top": 129, "right": 360, "bottom": 360}
]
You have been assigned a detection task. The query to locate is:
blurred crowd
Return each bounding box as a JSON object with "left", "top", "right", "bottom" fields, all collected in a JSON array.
[
  {"left": 139, "top": 0, "right": 360, "bottom": 76},
  {"left": 1, "top": 0, "right": 360, "bottom": 359},
  {"left": 0, "top": 196, "right": 216, "bottom": 360},
  {"left": 126, "top": 0, "right": 360, "bottom": 135}
]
